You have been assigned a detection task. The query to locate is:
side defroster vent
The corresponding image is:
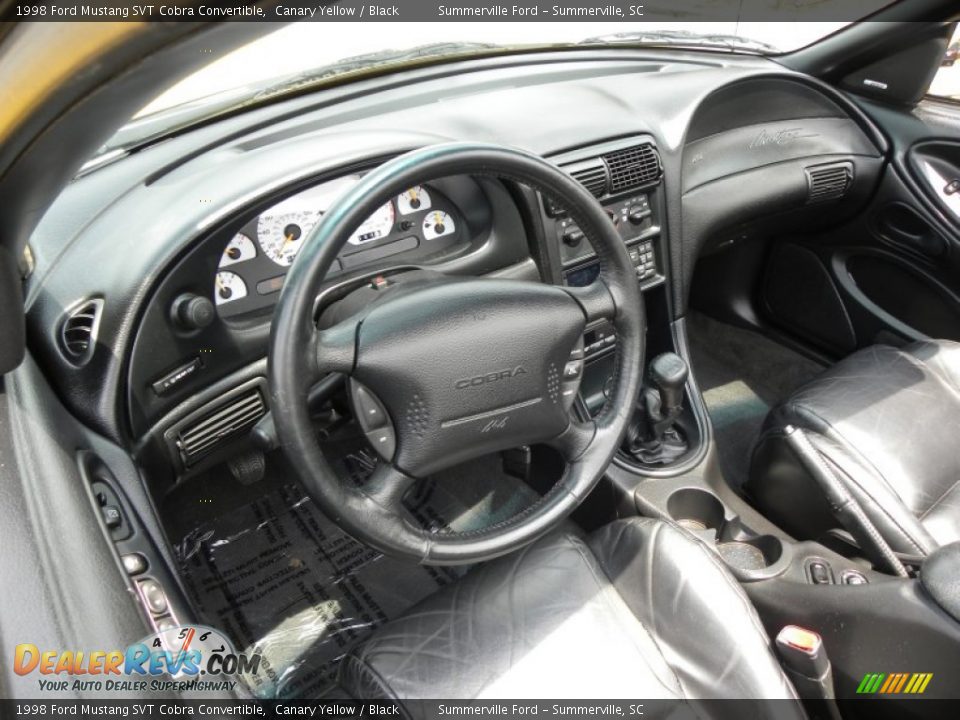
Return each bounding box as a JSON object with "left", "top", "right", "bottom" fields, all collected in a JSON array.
[
  {"left": 175, "top": 387, "right": 266, "bottom": 466},
  {"left": 806, "top": 162, "right": 853, "bottom": 203},
  {"left": 59, "top": 298, "right": 103, "bottom": 365}
]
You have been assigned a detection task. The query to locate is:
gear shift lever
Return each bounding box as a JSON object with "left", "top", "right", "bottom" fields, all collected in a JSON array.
[
  {"left": 624, "top": 352, "right": 690, "bottom": 465},
  {"left": 650, "top": 352, "right": 688, "bottom": 417}
]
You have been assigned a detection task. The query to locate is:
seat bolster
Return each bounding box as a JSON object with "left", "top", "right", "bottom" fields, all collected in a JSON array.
[
  {"left": 908, "top": 339, "right": 960, "bottom": 397},
  {"left": 748, "top": 341, "right": 960, "bottom": 556},
  {"left": 588, "top": 519, "right": 803, "bottom": 708}
]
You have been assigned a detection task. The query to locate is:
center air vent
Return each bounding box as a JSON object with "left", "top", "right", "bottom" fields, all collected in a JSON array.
[
  {"left": 604, "top": 143, "right": 662, "bottom": 192},
  {"left": 806, "top": 162, "right": 853, "bottom": 203},
  {"left": 59, "top": 299, "right": 103, "bottom": 365},
  {"left": 175, "top": 388, "right": 266, "bottom": 466},
  {"left": 567, "top": 158, "right": 609, "bottom": 198}
]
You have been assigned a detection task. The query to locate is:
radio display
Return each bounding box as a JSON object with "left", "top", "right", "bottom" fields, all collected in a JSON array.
[{"left": 564, "top": 262, "right": 600, "bottom": 288}]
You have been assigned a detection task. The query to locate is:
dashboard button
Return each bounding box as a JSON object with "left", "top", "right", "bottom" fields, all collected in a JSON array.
[{"left": 151, "top": 357, "right": 202, "bottom": 397}]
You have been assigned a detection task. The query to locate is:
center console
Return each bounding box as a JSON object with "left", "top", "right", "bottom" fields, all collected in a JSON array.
[{"left": 540, "top": 136, "right": 707, "bottom": 476}]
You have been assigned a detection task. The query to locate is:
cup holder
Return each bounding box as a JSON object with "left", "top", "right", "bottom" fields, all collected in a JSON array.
[
  {"left": 717, "top": 535, "right": 783, "bottom": 572},
  {"left": 667, "top": 488, "right": 726, "bottom": 534},
  {"left": 666, "top": 487, "right": 788, "bottom": 579}
]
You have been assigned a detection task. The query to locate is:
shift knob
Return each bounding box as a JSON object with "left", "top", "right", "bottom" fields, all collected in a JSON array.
[{"left": 649, "top": 352, "right": 688, "bottom": 413}]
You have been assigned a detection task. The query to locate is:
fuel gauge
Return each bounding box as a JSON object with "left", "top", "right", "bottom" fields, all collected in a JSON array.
[
  {"left": 422, "top": 210, "right": 455, "bottom": 240},
  {"left": 214, "top": 271, "right": 247, "bottom": 305}
]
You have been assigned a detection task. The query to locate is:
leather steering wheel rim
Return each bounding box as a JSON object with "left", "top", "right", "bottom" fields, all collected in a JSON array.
[{"left": 269, "top": 142, "right": 645, "bottom": 565}]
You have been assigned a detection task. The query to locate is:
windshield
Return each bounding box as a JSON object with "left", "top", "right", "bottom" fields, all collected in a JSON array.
[{"left": 92, "top": 12, "right": 894, "bottom": 168}]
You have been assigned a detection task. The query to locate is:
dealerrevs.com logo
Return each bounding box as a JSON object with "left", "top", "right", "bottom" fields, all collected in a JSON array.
[{"left": 14, "top": 625, "right": 261, "bottom": 693}]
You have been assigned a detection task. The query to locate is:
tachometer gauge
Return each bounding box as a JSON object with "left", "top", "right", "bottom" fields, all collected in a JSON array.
[
  {"left": 348, "top": 201, "right": 396, "bottom": 245},
  {"left": 214, "top": 271, "right": 247, "bottom": 306},
  {"left": 422, "top": 210, "right": 455, "bottom": 240},
  {"left": 219, "top": 233, "right": 257, "bottom": 267},
  {"left": 397, "top": 186, "right": 432, "bottom": 215}
]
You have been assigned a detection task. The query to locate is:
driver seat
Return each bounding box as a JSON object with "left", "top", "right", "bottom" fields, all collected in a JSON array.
[{"left": 338, "top": 518, "right": 804, "bottom": 715}]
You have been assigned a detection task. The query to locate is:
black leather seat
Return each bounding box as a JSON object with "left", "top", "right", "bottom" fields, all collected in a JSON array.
[
  {"left": 338, "top": 517, "right": 803, "bottom": 714},
  {"left": 748, "top": 340, "right": 960, "bottom": 558}
]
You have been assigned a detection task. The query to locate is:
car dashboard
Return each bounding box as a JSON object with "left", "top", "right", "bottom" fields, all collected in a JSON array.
[{"left": 20, "top": 48, "right": 886, "bottom": 488}]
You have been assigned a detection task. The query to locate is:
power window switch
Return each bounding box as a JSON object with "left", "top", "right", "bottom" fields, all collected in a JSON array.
[
  {"left": 139, "top": 579, "right": 169, "bottom": 616},
  {"left": 808, "top": 560, "right": 833, "bottom": 585},
  {"left": 122, "top": 553, "right": 148, "bottom": 576}
]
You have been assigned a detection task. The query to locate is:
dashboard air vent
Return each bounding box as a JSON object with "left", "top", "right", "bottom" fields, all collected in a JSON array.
[
  {"left": 567, "top": 159, "right": 609, "bottom": 198},
  {"left": 604, "top": 143, "right": 662, "bottom": 192},
  {"left": 59, "top": 299, "right": 103, "bottom": 365},
  {"left": 176, "top": 388, "right": 266, "bottom": 466},
  {"left": 545, "top": 158, "right": 609, "bottom": 216},
  {"left": 806, "top": 162, "right": 853, "bottom": 203}
]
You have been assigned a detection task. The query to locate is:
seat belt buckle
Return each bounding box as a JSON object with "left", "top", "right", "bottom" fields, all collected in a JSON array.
[{"left": 775, "top": 625, "right": 839, "bottom": 711}]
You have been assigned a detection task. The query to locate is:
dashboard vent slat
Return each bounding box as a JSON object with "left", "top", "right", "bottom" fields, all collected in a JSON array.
[
  {"left": 806, "top": 162, "right": 853, "bottom": 203},
  {"left": 59, "top": 299, "right": 103, "bottom": 365},
  {"left": 567, "top": 160, "right": 609, "bottom": 198},
  {"left": 604, "top": 143, "right": 662, "bottom": 192},
  {"left": 176, "top": 389, "right": 266, "bottom": 465}
]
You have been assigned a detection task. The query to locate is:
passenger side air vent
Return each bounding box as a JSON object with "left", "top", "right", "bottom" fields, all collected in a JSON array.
[
  {"left": 806, "top": 162, "right": 853, "bottom": 203},
  {"left": 59, "top": 299, "right": 103, "bottom": 365},
  {"left": 604, "top": 143, "right": 662, "bottom": 192},
  {"left": 175, "top": 388, "right": 266, "bottom": 466}
]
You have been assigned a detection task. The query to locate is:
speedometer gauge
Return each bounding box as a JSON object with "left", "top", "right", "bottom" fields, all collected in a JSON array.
[
  {"left": 257, "top": 215, "right": 317, "bottom": 267},
  {"left": 422, "top": 211, "right": 455, "bottom": 240},
  {"left": 348, "top": 201, "right": 395, "bottom": 245},
  {"left": 220, "top": 233, "right": 256, "bottom": 267},
  {"left": 214, "top": 271, "right": 247, "bottom": 306},
  {"left": 397, "top": 186, "right": 432, "bottom": 214}
]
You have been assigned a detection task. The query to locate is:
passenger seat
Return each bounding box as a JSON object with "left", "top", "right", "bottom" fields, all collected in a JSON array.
[{"left": 747, "top": 340, "right": 960, "bottom": 558}]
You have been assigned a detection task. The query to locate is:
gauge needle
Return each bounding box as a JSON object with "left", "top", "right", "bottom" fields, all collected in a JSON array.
[
  {"left": 215, "top": 276, "right": 224, "bottom": 292},
  {"left": 281, "top": 232, "right": 296, "bottom": 252}
]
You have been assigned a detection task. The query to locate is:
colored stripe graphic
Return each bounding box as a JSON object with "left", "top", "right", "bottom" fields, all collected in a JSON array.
[{"left": 856, "top": 672, "right": 932, "bottom": 694}]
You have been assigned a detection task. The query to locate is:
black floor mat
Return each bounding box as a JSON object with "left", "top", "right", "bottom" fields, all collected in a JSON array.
[
  {"left": 173, "top": 441, "right": 538, "bottom": 699},
  {"left": 687, "top": 312, "right": 824, "bottom": 491}
]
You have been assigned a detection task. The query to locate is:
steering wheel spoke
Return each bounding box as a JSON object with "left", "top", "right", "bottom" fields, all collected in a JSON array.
[
  {"left": 314, "top": 318, "right": 359, "bottom": 377},
  {"left": 546, "top": 418, "right": 597, "bottom": 463},
  {"left": 563, "top": 278, "right": 617, "bottom": 324},
  {"left": 362, "top": 461, "right": 418, "bottom": 513}
]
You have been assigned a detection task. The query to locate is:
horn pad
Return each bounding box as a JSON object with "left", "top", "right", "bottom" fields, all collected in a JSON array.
[{"left": 352, "top": 279, "right": 585, "bottom": 476}]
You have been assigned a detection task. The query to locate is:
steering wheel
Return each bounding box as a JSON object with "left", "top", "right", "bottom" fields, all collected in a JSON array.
[{"left": 269, "top": 142, "right": 645, "bottom": 565}]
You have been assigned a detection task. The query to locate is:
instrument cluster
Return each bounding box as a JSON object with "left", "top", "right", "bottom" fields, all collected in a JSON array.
[{"left": 214, "top": 174, "right": 462, "bottom": 319}]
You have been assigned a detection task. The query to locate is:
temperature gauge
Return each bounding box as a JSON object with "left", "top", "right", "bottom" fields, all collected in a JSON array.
[
  {"left": 422, "top": 210, "right": 455, "bottom": 240},
  {"left": 214, "top": 271, "right": 247, "bottom": 306}
]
